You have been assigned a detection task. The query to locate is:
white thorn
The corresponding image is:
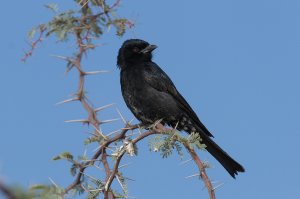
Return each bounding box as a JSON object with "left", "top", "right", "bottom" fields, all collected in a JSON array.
[
  {"left": 55, "top": 98, "right": 78, "bottom": 105},
  {"left": 94, "top": 103, "right": 115, "bottom": 112},
  {"left": 106, "top": 129, "right": 122, "bottom": 137},
  {"left": 91, "top": 124, "right": 108, "bottom": 139},
  {"left": 174, "top": 121, "right": 179, "bottom": 131},
  {"left": 121, "top": 127, "right": 133, "bottom": 130},
  {"left": 100, "top": 118, "right": 119, "bottom": 124},
  {"left": 64, "top": 119, "right": 89, "bottom": 123},
  {"left": 80, "top": 0, "right": 89, "bottom": 9},
  {"left": 50, "top": 54, "right": 75, "bottom": 62},
  {"left": 92, "top": 145, "right": 101, "bottom": 152},
  {"left": 179, "top": 158, "right": 193, "bottom": 165},
  {"left": 124, "top": 176, "right": 135, "bottom": 181},
  {"left": 83, "top": 148, "right": 87, "bottom": 157},
  {"left": 80, "top": 171, "right": 98, "bottom": 182},
  {"left": 116, "top": 108, "right": 127, "bottom": 124},
  {"left": 128, "top": 118, "right": 135, "bottom": 124},
  {"left": 118, "top": 163, "right": 132, "bottom": 169},
  {"left": 116, "top": 175, "right": 127, "bottom": 196},
  {"left": 48, "top": 177, "right": 59, "bottom": 188},
  {"left": 185, "top": 173, "right": 200, "bottom": 179},
  {"left": 212, "top": 182, "right": 224, "bottom": 190},
  {"left": 126, "top": 132, "right": 140, "bottom": 137},
  {"left": 84, "top": 70, "right": 110, "bottom": 75}
]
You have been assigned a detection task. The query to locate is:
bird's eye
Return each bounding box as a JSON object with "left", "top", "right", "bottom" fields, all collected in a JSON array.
[{"left": 133, "top": 47, "right": 140, "bottom": 53}]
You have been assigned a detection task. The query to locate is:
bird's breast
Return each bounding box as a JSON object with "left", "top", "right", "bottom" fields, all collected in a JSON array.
[{"left": 120, "top": 68, "right": 180, "bottom": 124}]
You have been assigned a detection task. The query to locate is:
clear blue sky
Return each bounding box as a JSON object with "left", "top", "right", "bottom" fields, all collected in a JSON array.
[{"left": 0, "top": 0, "right": 299, "bottom": 198}]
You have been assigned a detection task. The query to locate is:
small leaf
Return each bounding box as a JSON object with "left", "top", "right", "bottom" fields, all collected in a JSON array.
[
  {"left": 30, "top": 184, "right": 48, "bottom": 190},
  {"left": 70, "top": 163, "right": 77, "bottom": 176},
  {"left": 52, "top": 151, "right": 74, "bottom": 161},
  {"left": 45, "top": 3, "right": 59, "bottom": 13},
  {"left": 28, "top": 27, "right": 37, "bottom": 39}
]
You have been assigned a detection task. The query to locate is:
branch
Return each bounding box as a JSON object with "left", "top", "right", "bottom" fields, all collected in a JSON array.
[
  {"left": 182, "top": 142, "right": 216, "bottom": 199},
  {"left": 64, "top": 123, "right": 139, "bottom": 194},
  {"left": 104, "top": 127, "right": 164, "bottom": 193},
  {"left": 0, "top": 181, "right": 18, "bottom": 199},
  {"left": 21, "top": 25, "right": 46, "bottom": 62}
]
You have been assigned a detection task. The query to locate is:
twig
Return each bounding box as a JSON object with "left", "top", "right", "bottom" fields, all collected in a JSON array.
[
  {"left": 0, "top": 181, "right": 18, "bottom": 199},
  {"left": 21, "top": 25, "right": 46, "bottom": 62}
]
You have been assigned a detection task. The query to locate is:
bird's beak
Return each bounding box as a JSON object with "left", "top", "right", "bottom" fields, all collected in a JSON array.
[{"left": 140, "top": 44, "right": 157, "bottom": 54}]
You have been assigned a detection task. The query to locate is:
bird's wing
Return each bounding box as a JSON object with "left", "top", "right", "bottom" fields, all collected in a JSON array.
[{"left": 143, "top": 63, "right": 214, "bottom": 137}]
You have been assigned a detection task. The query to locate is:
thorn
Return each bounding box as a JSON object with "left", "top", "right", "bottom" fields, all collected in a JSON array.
[
  {"left": 174, "top": 121, "right": 179, "bottom": 131},
  {"left": 179, "top": 158, "right": 193, "bottom": 165},
  {"left": 50, "top": 54, "right": 75, "bottom": 62},
  {"left": 128, "top": 118, "right": 135, "bottom": 124},
  {"left": 137, "top": 127, "right": 143, "bottom": 135},
  {"left": 185, "top": 173, "right": 200, "bottom": 179},
  {"left": 89, "top": 188, "right": 104, "bottom": 192},
  {"left": 93, "top": 164, "right": 101, "bottom": 169},
  {"left": 118, "top": 163, "right": 132, "bottom": 169},
  {"left": 100, "top": 118, "right": 120, "bottom": 124},
  {"left": 80, "top": 171, "right": 98, "bottom": 182},
  {"left": 123, "top": 176, "right": 135, "bottom": 181},
  {"left": 121, "top": 127, "right": 133, "bottom": 130},
  {"left": 55, "top": 98, "right": 78, "bottom": 105},
  {"left": 212, "top": 182, "right": 224, "bottom": 191},
  {"left": 116, "top": 175, "right": 127, "bottom": 195},
  {"left": 91, "top": 124, "right": 108, "bottom": 139},
  {"left": 84, "top": 70, "right": 110, "bottom": 75},
  {"left": 80, "top": 184, "right": 89, "bottom": 192},
  {"left": 83, "top": 148, "right": 87, "bottom": 157},
  {"left": 48, "top": 177, "right": 58, "bottom": 188},
  {"left": 154, "top": 118, "right": 164, "bottom": 127},
  {"left": 116, "top": 108, "right": 127, "bottom": 124},
  {"left": 64, "top": 119, "right": 89, "bottom": 123},
  {"left": 126, "top": 132, "right": 140, "bottom": 137},
  {"left": 80, "top": 0, "right": 89, "bottom": 9},
  {"left": 106, "top": 129, "right": 121, "bottom": 137},
  {"left": 94, "top": 103, "right": 115, "bottom": 112},
  {"left": 92, "top": 145, "right": 101, "bottom": 152}
]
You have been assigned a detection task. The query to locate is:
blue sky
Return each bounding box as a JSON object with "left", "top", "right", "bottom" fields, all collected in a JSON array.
[{"left": 0, "top": 0, "right": 299, "bottom": 198}]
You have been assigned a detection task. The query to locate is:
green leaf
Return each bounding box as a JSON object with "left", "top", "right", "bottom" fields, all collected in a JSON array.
[
  {"left": 84, "top": 136, "right": 101, "bottom": 145},
  {"left": 70, "top": 163, "right": 77, "bottom": 176},
  {"left": 45, "top": 4, "right": 59, "bottom": 13},
  {"left": 28, "top": 27, "right": 37, "bottom": 39},
  {"left": 52, "top": 151, "right": 74, "bottom": 161},
  {"left": 30, "top": 184, "right": 48, "bottom": 190}
]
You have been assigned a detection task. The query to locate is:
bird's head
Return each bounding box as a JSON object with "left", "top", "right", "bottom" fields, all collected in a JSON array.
[{"left": 117, "top": 39, "right": 157, "bottom": 69}]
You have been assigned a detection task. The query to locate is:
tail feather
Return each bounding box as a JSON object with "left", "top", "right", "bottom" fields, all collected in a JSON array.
[
  {"left": 170, "top": 116, "right": 245, "bottom": 178},
  {"left": 201, "top": 134, "right": 245, "bottom": 178}
]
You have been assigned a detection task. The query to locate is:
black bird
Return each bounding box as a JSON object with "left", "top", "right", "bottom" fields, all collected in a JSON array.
[{"left": 117, "top": 39, "right": 245, "bottom": 178}]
